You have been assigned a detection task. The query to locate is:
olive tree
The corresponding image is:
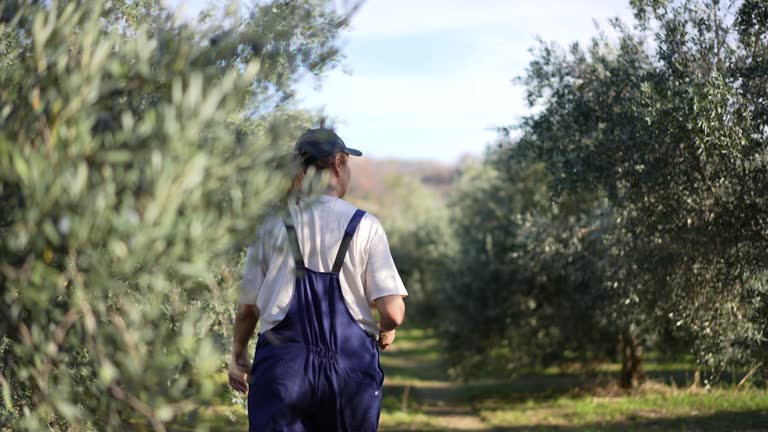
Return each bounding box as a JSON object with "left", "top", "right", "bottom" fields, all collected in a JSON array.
[
  {"left": 0, "top": 0, "right": 349, "bottom": 429},
  {"left": 519, "top": 0, "right": 768, "bottom": 382},
  {"left": 441, "top": 146, "right": 617, "bottom": 378}
]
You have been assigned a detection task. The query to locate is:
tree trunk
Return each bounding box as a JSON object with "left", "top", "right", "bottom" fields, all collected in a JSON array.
[
  {"left": 619, "top": 330, "right": 645, "bottom": 389},
  {"left": 691, "top": 368, "right": 702, "bottom": 388}
]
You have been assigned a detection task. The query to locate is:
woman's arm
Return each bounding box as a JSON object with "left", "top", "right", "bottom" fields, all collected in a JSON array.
[
  {"left": 375, "top": 294, "right": 405, "bottom": 350},
  {"left": 229, "top": 304, "right": 259, "bottom": 393},
  {"left": 375, "top": 294, "right": 405, "bottom": 331}
]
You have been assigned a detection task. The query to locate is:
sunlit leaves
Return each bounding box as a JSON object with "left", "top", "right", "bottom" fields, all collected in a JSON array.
[{"left": 0, "top": 0, "right": 346, "bottom": 429}]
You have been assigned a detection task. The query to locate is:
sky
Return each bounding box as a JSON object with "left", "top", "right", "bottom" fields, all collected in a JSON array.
[{"left": 165, "top": 0, "right": 636, "bottom": 162}]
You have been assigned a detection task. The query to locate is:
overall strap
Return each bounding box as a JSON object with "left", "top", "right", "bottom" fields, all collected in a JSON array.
[
  {"left": 283, "top": 211, "right": 305, "bottom": 276},
  {"left": 332, "top": 209, "right": 366, "bottom": 273}
]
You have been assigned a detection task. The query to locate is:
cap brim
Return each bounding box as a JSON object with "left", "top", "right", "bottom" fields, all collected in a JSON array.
[{"left": 345, "top": 148, "right": 363, "bottom": 157}]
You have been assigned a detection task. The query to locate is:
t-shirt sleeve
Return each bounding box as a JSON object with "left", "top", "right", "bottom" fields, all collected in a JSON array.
[
  {"left": 238, "top": 217, "right": 279, "bottom": 305},
  {"left": 238, "top": 243, "right": 264, "bottom": 305},
  {"left": 364, "top": 218, "right": 408, "bottom": 304}
]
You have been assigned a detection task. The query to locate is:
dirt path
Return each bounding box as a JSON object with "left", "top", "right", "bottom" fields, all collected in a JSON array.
[{"left": 378, "top": 329, "right": 493, "bottom": 431}]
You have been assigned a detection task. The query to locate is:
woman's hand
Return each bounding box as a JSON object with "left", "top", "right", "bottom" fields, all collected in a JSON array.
[
  {"left": 229, "top": 304, "right": 259, "bottom": 394},
  {"left": 378, "top": 329, "right": 396, "bottom": 350},
  {"left": 228, "top": 352, "right": 250, "bottom": 394}
]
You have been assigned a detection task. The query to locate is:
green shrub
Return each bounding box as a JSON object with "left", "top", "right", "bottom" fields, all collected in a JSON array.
[{"left": 0, "top": 0, "right": 347, "bottom": 429}]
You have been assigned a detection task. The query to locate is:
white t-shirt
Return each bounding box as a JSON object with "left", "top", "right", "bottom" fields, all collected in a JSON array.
[{"left": 238, "top": 195, "right": 408, "bottom": 336}]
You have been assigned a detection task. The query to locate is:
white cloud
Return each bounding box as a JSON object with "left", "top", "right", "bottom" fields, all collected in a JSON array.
[
  {"left": 301, "top": 0, "right": 638, "bottom": 161},
  {"left": 165, "top": 0, "right": 638, "bottom": 161},
  {"left": 299, "top": 68, "right": 525, "bottom": 160},
  {"left": 348, "top": 0, "right": 634, "bottom": 40},
  {"left": 304, "top": 71, "right": 523, "bottom": 116}
]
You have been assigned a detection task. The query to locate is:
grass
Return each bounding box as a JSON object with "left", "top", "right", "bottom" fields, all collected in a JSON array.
[
  {"left": 378, "top": 329, "right": 768, "bottom": 432},
  {"left": 169, "top": 328, "right": 768, "bottom": 431},
  {"left": 478, "top": 388, "right": 768, "bottom": 431}
]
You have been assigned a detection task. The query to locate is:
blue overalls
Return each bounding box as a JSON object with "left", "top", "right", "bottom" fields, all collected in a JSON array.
[{"left": 248, "top": 209, "right": 384, "bottom": 431}]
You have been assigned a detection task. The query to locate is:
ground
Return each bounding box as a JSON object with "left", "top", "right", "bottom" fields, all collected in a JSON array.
[{"left": 177, "top": 329, "right": 768, "bottom": 431}]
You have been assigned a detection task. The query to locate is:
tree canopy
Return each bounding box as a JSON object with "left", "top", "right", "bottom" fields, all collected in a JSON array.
[
  {"left": 443, "top": 0, "right": 768, "bottom": 386},
  {"left": 0, "top": 0, "right": 350, "bottom": 429}
]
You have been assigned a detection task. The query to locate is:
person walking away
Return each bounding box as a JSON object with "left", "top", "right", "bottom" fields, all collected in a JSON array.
[{"left": 228, "top": 128, "right": 407, "bottom": 431}]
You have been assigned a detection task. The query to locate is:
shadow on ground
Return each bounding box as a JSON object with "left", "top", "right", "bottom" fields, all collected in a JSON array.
[
  {"left": 490, "top": 409, "right": 768, "bottom": 431},
  {"left": 378, "top": 329, "right": 768, "bottom": 432},
  {"left": 381, "top": 409, "right": 768, "bottom": 432}
]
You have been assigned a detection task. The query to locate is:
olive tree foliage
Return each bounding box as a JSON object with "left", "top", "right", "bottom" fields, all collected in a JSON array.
[
  {"left": 445, "top": 0, "right": 768, "bottom": 385},
  {"left": 511, "top": 22, "right": 661, "bottom": 387},
  {"left": 519, "top": 0, "right": 768, "bottom": 376},
  {"left": 380, "top": 177, "right": 455, "bottom": 325},
  {"left": 0, "top": 0, "right": 350, "bottom": 429},
  {"left": 441, "top": 149, "right": 616, "bottom": 378}
]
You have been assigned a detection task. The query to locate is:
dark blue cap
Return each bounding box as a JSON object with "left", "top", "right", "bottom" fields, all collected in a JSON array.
[{"left": 295, "top": 128, "right": 363, "bottom": 159}]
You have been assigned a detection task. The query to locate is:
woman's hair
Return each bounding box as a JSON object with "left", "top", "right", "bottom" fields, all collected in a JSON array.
[{"left": 288, "top": 151, "right": 349, "bottom": 197}]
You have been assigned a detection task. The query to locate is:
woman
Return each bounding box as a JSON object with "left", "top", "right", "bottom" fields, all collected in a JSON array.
[{"left": 229, "top": 127, "right": 408, "bottom": 432}]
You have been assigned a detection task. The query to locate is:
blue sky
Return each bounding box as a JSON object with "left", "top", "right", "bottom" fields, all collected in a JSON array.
[{"left": 165, "top": 0, "right": 636, "bottom": 162}]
